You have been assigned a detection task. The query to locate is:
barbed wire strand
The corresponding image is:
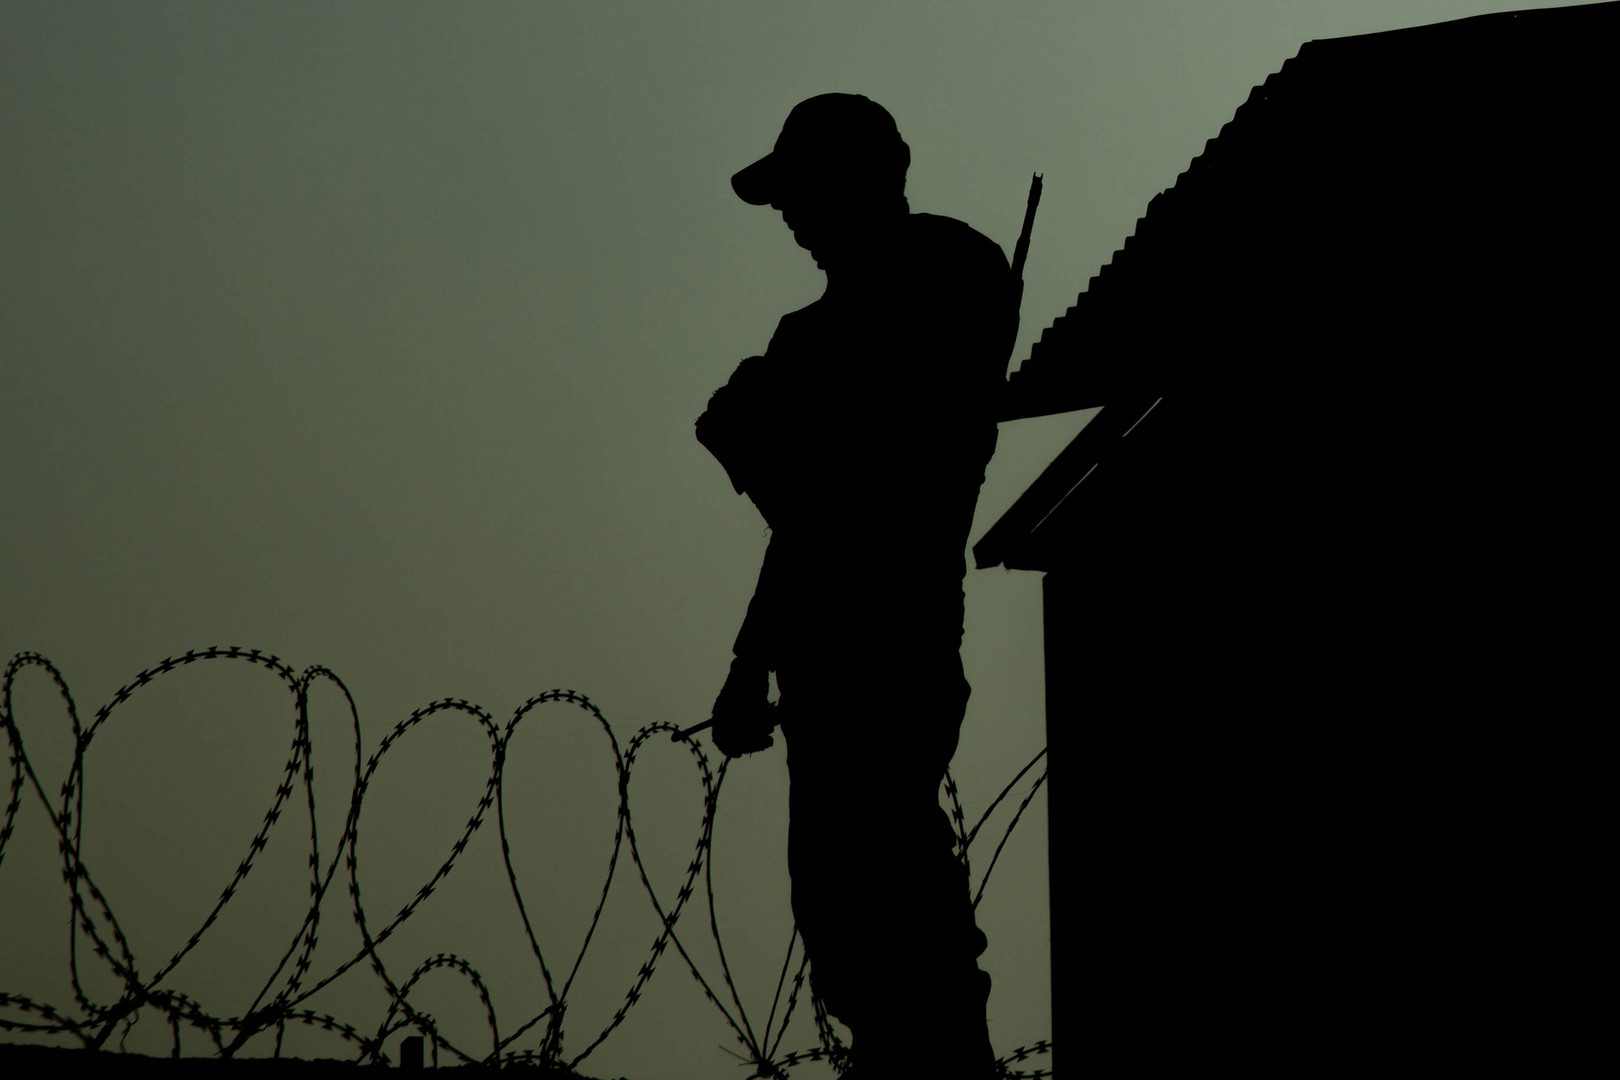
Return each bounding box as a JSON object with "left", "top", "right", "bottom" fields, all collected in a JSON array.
[
  {"left": 760, "top": 927, "right": 802, "bottom": 1064},
  {"left": 495, "top": 690, "right": 626, "bottom": 1064},
  {"left": 972, "top": 772, "right": 1049, "bottom": 914},
  {"left": 968, "top": 748, "right": 1047, "bottom": 851}
]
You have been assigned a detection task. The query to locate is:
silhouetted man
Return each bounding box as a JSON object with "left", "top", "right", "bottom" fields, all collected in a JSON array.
[{"left": 697, "top": 94, "right": 1017, "bottom": 1079}]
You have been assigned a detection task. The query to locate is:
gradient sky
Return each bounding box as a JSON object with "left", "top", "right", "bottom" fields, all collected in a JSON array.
[{"left": 1, "top": 3, "right": 1583, "bottom": 1076}]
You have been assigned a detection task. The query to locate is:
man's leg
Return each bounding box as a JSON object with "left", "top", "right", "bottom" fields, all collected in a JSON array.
[{"left": 779, "top": 658, "right": 996, "bottom": 1078}]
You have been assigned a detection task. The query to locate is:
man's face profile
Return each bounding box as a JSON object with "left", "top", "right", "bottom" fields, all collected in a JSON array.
[{"left": 768, "top": 162, "right": 894, "bottom": 265}]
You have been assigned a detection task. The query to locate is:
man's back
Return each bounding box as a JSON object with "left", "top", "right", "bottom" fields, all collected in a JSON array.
[
  {"left": 759, "top": 212, "right": 1015, "bottom": 529},
  {"left": 707, "top": 212, "right": 1015, "bottom": 659}
]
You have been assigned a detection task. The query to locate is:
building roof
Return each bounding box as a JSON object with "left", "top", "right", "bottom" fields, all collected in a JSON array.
[{"left": 976, "top": 1, "right": 1618, "bottom": 573}]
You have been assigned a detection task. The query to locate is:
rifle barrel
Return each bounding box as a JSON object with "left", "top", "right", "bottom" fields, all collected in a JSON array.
[{"left": 1010, "top": 172, "right": 1044, "bottom": 281}]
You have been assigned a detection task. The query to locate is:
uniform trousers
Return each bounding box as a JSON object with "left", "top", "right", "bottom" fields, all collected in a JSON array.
[{"left": 776, "top": 651, "right": 996, "bottom": 1079}]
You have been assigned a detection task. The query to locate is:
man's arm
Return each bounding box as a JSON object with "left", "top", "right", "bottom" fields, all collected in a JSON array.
[
  {"left": 697, "top": 361, "right": 784, "bottom": 757},
  {"left": 709, "top": 536, "right": 781, "bottom": 757}
]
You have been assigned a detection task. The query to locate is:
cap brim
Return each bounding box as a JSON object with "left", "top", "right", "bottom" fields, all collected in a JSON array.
[{"left": 731, "top": 153, "right": 778, "bottom": 205}]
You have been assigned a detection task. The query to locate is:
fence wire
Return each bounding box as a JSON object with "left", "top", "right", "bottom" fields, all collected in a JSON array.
[{"left": 1, "top": 647, "right": 1050, "bottom": 1077}]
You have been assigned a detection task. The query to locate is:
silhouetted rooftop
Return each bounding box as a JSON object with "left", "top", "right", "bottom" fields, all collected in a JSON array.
[{"left": 979, "top": 0, "right": 1617, "bottom": 572}]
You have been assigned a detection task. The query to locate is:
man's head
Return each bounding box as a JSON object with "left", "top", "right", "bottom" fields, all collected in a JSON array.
[{"left": 732, "top": 94, "right": 910, "bottom": 267}]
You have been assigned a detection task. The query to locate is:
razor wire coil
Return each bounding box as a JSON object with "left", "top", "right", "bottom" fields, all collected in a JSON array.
[{"left": 1, "top": 648, "right": 1050, "bottom": 1077}]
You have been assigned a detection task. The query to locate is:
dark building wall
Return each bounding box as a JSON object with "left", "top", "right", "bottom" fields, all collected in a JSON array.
[{"left": 994, "top": 3, "right": 1616, "bottom": 1068}]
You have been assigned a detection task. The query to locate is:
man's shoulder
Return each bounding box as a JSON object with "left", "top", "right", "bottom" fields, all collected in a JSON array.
[
  {"left": 907, "top": 213, "right": 1011, "bottom": 278},
  {"left": 772, "top": 294, "right": 828, "bottom": 334}
]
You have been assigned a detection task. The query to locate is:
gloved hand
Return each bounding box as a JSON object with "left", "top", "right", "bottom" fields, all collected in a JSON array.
[{"left": 710, "top": 656, "right": 776, "bottom": 758}]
